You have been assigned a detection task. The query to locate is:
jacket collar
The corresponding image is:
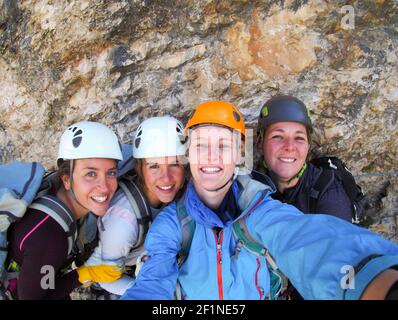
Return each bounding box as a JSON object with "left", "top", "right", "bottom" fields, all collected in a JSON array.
[{"left": 184, "top": 172, "right": 275, "bottom": 228}]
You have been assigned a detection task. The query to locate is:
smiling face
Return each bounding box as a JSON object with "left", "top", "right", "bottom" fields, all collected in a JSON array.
[
  {"left": 139, "top": 156, "right": 185, "bottom": 208},
  {"left": 188, "top": 125, "right": 240, "bottom": 196},
  {"left": 62, "top": 158, "right": 118, "bottom": 217},
  {"left": 261, "top": 121, "right": 309, "bottom": 184}
]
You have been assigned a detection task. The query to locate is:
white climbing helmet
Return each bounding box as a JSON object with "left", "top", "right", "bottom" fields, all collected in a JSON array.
[
  {"left": 132, "top": 116, "right": 186, "bottom": 159},
  {"left": 57, "top": 121, "right": 123, "bottom": 163}
]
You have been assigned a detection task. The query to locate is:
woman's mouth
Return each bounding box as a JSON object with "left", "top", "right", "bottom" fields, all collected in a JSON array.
[
  {"left": 157, "top": 185, "right": 175, "bottom": 192},
  {"left": 279, "top": 157, "right": 296, "bottom": 163},
  {"left": 91, "top": 195, "right": 109, "bottom": 203},
  {"left": 200, "top": 166, "right": 222, "bottom": 174}
]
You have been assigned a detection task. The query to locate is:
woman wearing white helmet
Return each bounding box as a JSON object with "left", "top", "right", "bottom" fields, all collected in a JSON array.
[
  {"left": 6, "top": 121, "right": 124, "bottom": 299},
  {"left": 85, "top": 116, "right": 187, "bottom": 298}
]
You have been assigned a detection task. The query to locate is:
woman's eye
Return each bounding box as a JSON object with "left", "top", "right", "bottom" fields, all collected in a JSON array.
[
  {"left": 108, "top": 170, "right": 118, "bottom": 177},
  {"left": 295, "top": 136, "right": 306, "bottom": 142},
  {"left": 271, "top": 135, "right": 283, "bottom": 140},
  {"left": 86, "top": 171, "right": 96, "bottom": 177},
  {"left": 149, "top": 164, "right": 159, "bottom": 169}
]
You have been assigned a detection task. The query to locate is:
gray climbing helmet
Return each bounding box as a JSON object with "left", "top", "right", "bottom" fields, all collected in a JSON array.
[{"left": 258, "top": 95, "right": 312, "bottom": 133}]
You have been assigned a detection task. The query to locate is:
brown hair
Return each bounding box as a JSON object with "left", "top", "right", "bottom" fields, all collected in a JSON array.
[
  {"left": 56, "top": 159, "right": 72, "bottom": 189},
  {"left": 133, "top": 158, "right": 188, "bottom": 203}
]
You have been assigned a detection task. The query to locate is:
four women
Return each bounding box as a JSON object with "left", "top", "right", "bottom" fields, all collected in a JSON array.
[{"left": 4, "top": 100, "right": 398, "bottom": 300}]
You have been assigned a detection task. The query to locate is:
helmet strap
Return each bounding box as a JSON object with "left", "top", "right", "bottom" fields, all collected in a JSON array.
[
  {"left": 263, "top": 160, "right": 307, "bottom": 186},
  {"left": 68, "top": 160, "right": 90, "bottom": 215},
  {"left": 203, "top": 167, "right": 239, "bottom": 193}
]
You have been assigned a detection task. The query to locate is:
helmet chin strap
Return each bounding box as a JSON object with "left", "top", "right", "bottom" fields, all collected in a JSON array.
[
  {"left": 263, "top": 160, "right": 307, "bottom": 186},
  {"left": 68, "top": 160, "right": 90, "bottom": 215},
  {"left": 203, "top": 167, "right": 240, "bottom": 193}
]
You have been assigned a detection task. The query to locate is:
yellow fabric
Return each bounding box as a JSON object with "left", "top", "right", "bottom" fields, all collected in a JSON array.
[{"left": 77, "top": 265, "right": 123, "bottom": 287}]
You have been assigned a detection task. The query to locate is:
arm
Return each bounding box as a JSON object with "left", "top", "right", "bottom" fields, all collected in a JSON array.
[
  {"left": 85, "top": 197, "right": 138, "bottom": 295},
  {"left": 97, "top": 199, "right": 138, "bottom": 262},
  {"left": 361, "top": 269, "right": 398, "bottom": 300},
  {"left": 18, "top": 218, "right": 80, "bottom": 300},
  {"left": 121, "top": 202, "right": 181, "bottom": 300},
  {"left": 246, "top": 194, "right": 398, "bottom": 300}
]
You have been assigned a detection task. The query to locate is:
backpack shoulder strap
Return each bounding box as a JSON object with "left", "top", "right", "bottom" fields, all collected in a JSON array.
[
  {"left": 176, "top": 194, "right": 195, "bottom": 264},
  {"left": 29, "top": 194, "right": 77, "bottom": 256},
  {"left": 308, "top": 166, "right": 334, "bottom": 213},
  {"left": 232, "top": 216, "right": 288, "bottom": 300},
  {"left": 118, "top": 176, "right": 151, "bottom": 250},
  {"left": 310, "top": 157, "right": 366, "bottom": 222}
]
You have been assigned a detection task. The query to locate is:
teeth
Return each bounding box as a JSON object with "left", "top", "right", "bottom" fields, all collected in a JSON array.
[
  {"left": 92, "top": 196, "right": 107, "bottom": 203},
  {"left": 159, "top": 185, "right": 173, "bottom": 191},
  {"left": 279, "top": 158, "right": 295, "bottom": 163},
  {"left": 201, "top": 167, "right": 221, "bottom": 173}
]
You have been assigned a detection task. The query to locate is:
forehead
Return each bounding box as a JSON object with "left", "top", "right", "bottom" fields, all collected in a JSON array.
[
  {"left": 74, "top": 158, "right": 117, "bottom": 169},
  {"left": 144, "top": 156, "right": 180, "bottom": 164},
  {"left": 266, "top": 121, "right": 307, "bottom": 134},
  {"left": 189, "top": 126, "right": 235, "bottom": 141}
]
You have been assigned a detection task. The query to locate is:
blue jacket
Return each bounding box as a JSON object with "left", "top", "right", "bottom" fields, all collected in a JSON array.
[{"left": 121, "top": 174, "right": 398, "bottom": 300}]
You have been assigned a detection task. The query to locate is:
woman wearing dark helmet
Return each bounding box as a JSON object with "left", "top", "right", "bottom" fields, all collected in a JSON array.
[
  {"left": 256, "top": 95, "right": 352, "bottom": 222},
  {"left": 256, "top": 95, "right": 354, "bottom": 299}
]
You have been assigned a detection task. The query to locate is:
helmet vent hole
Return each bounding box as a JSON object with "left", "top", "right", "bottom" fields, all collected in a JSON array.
[
  {"left": 135, "top": 137, "right": 141, "bottom": 149},
  {"left": 72, "top": 127, "right": 77, "bottom": 132},
  {"left": 72, "top": 136, "right": 82, "bottom": 148},
  {"left": 74, "top": 129, "right": 83, "bottom": 137},
  {"left": 137, "top": 130, "right": 142, "bottom": 137},
  {"left": 233, "top": 111, "right": 241, "bottom": 122}
]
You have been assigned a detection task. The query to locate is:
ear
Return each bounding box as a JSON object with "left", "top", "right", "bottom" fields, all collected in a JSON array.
[{"left": 61, "top": 174, "right": 71, "bottom": 191}]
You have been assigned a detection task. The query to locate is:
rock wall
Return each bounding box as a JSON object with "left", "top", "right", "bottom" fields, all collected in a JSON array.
[{"left": 0, "top": 0, "right": 397, "bottom": 239}]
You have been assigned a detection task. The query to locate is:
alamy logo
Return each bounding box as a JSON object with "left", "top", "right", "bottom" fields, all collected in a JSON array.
[
  {"left": 340, "top": 265, "right": 355, "bottom": 290},
  {"left": 40, "top": 265, "right": 55, "bottom": 290},
  {"left": 341, "top": 5, "right": 355, "bottom": 30}
]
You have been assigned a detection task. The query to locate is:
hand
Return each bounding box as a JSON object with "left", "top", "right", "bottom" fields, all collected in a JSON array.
[{"left": 77, "top": 265, "right": 123, "bottom": 287}]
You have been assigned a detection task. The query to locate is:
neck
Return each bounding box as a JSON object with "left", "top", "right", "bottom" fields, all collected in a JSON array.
[
  {"left": 275, "top": 175, "right": 299, "bottom": 193},
  {"left": 147, "top": 193, "right": 162, "bottom": 209},
  {"left": 56, "top": 187, "right": 89, "bottom": 220},
  {"left": 193, "top": 180, "right": 231, "bottom": 211}
]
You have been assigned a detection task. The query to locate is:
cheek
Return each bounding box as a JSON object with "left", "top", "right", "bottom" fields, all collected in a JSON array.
[
  {"left": 109, "top": 179, "right": 118, "bottom": 194},
  {"left": 298, "top": 144, "right": 310, "bottom": 158},
  {"left": 142, "top": 172, "right": 157, "bottom": 190},
  {"left": 263, "top": 141, "right": 277, "bottom": 162}
]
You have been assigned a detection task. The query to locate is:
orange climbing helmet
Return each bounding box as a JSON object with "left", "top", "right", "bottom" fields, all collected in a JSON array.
[{"left": 185, "top": 101, "right": 246, "bottom": 136}]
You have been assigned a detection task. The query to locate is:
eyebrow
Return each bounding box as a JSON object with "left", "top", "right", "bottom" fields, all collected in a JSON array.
[
  {"left": 270, "top": 128, "right": 307, "bottom": 135},
  {"left": 83, "top": 166, "right": 117, "bottom": 171}
]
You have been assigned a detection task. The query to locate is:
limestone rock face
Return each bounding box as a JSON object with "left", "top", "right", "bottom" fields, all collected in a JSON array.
[{"left": 0, "top": 0, "right": 397, "bottom": 238}]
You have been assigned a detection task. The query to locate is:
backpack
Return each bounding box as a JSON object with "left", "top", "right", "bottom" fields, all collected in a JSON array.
[
  {"left": 309, "top": 156, "right": 366, "bottom": 224},
  {"left": 175, "top": 172, "right": 288, "bottom": 300},
  {"left": 0, "top": 162, "right": 80, "bottom": 298}
]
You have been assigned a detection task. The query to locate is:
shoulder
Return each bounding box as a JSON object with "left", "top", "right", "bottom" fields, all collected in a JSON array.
[
  {"left": 103, "top": 193, "right": 138, "bottom": 226},
  {"left": 16, "top": 208, "right": 68, "bottom": 254}
]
